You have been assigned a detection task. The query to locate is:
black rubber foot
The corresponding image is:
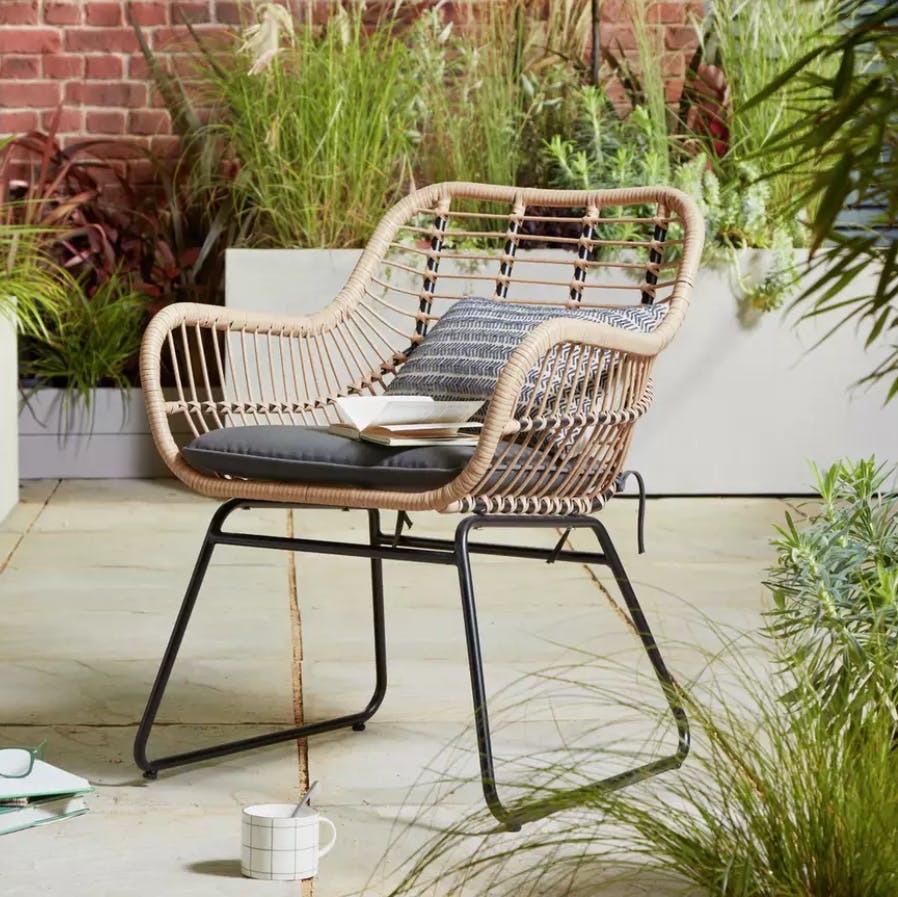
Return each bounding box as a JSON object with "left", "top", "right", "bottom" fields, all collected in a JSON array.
[
  {"left": 142, "top": 769, "right": 159, "bottom": 780},
  {"left": 352, "top": 722, "right": 366, "bottom": 732}
]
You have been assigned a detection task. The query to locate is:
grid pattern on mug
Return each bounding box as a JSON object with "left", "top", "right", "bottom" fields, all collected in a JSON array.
[{"left": 241, "top": 817, "right": 318, "bottom": 881}]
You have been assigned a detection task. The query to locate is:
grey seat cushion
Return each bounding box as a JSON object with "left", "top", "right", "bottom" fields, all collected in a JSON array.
[{"left": 182, "top": 426, "right": 476, "bottom": 491}]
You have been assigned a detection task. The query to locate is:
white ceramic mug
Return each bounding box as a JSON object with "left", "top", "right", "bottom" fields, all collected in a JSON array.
[{"left": 241, "top": 803, "right": 337, "bottom": 881}]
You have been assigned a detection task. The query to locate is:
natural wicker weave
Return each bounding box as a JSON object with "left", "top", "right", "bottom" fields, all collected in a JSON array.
[{"left": 141, "top": 182, "right": 703, "bottom": 514}]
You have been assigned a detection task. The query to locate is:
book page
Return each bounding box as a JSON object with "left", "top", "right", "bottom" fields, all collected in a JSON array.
[
  {"left": 335, "top": 397, "right": 483, "bottom": 430},
  {"left": 386, "top": 401, "right": 483, "bottom": 425},
  {"left": 334, "top": 396, "right": 426, "bottom": 430},
  {"left": 0, "top": 794, "right": 89, "bottom": 836},
  {"left": 378, "top": 422, "right": 483, "bottom": 432},
  {"left": 0, "top": 759, "right": 91, "bottom": 801}
]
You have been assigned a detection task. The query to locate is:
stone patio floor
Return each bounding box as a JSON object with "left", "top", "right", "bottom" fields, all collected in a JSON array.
[{"left": 0, "top": 479, "right": 791, "bottom": 896}]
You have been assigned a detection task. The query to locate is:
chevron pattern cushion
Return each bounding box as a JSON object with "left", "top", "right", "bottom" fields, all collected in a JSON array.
[{"left": 386, "top": 297, "right": 666, "bottom": 418}]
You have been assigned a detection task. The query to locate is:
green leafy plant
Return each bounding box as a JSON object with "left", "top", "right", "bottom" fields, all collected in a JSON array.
[
  {"left": 672, "top": 153, "right": 801, "bottom": 313},
  {"left": 747, "top": 0, "right": 898, "bottom": 399},
  {"left": 0, "top": 221, "right": 69, "bottom": 340},
  {"left": 543, "top": 85, "right": 672, "bottom": 251},
  {"left": 19, "top": 269, "right": 149, "bottom": 422},
  {"left": 545, "top": 86, "right": 670, "bottom": 193},
  {"left": 547, "top": 0, "right": 843, "bottom": 314},
  {"left": 544, "top": 90, "right": 800, "bottom": 306},
  {"left": 765, "top": 458, "right": 898, "bottom": 713}
]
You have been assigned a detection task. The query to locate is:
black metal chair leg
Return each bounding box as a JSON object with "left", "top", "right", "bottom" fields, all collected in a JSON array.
[
  {"left": 453, "top": 514, "right": 689, "bottom": 831},
  {"left": 454, "top": 519, "right": 512, "bottom": 828},
  {"left": 133, "top": 503, "right": 225, "bottom": 777},
  {"left": 589, "top": 519, "right": 690, "bottom": 761},
  {"left": 136, "top": 498, "right": 685, "bottom": 826},
  {"left": 133, "top": 501, "right": 389, "bottom": 777},
  {"left": 616, "top": 469, "right": 648, "bottom": 554},
  {"left": 353, "top": 510, "right": 389, "bottom": 730}
]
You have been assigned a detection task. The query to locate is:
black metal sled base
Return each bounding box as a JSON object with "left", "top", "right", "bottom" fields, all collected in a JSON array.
[{"left": 134, "top": 499, "right": 689, "bottom": 831}]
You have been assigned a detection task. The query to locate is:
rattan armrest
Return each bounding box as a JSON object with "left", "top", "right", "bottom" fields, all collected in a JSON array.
[
  {"left": 433, "top": 317, "right": 661, "bottom": 513},
  {"left": 140, "top": 302, "right": 346, "bottom": 469}
]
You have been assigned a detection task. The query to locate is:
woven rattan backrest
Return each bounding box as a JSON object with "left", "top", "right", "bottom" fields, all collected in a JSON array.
[
  {"left": 155, "top": 183, "right": 701, "bottom": 440},
  {"left": 362, "top": 190, "right": 682, "bottom": 370}
]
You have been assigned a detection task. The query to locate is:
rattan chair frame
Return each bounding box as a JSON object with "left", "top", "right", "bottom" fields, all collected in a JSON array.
[{"left": 134, "top": 182, "right": 703, "bottom": 830}]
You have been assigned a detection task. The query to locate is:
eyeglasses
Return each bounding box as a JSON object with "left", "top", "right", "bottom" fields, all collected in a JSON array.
[{"left": 0, "top": 740, "right": 47, "bottom": 778}]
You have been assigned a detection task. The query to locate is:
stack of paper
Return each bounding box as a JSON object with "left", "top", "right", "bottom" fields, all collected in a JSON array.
[
  {"left": 330, "top": 396, "right": 484, "bottom": 446},
  {"left": 0, "top": 759, "right": 91, "bottom": 836}
]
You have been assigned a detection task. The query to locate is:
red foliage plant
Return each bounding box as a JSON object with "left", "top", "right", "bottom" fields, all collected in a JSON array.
[{"left": 0, "top": 111, "right": 224, "bottom": 310}]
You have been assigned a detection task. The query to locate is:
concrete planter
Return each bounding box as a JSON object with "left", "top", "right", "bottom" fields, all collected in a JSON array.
[
  {"left": 0, "top": 309, "right": 17, "bottom": 521},
  {"left": 17, "top": 388, "right": 183, "bottom": 479},
  {"left": 222, "top": 247, "right": 894, "bottom": 494},
  {"left": 226, "top": 248, "right": 365, "bottom": 318},
  {"left": 627, "top": 253, "right": 893, "bottom": 493}
]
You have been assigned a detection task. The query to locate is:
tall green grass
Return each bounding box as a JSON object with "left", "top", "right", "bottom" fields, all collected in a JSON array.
[
  {"left": 703, "top": 0, "right": 841, "bottom": 217},
  {"left": 390, "top": 635, "right": 898, "bottom": 897},
  {"left": 0, "top": 221, "right": 69, "bottom": 340},
  {"left": 385, "top": 460, "right": 898, "bottom": 896},
  {"left": 159, "top": 1, "right": 596, "bottom": 246},
  {"left": 412, "top": 6, "right": 522, "bottom": 188},
  {"left": 414, "top": 0, "right": 591, "bottom": 189},
  {"left": 19, "top": 269, "right": 147, "bottom": 418},
  {"left": 180, "top": 5, "right": 423, "bottom": 248}
]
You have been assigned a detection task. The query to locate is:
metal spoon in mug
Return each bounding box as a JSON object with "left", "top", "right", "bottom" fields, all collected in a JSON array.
[{"left": 291, "top": 780, "right": 319, "bottom": 817}]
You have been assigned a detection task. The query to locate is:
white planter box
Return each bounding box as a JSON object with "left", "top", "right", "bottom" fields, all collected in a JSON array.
[
  {"left": 226, "top": 248, "right": 365, "bottom": 318},
  {"left": 225, "top": 248, "right": 895, "bottom": 494},
  {"left": 0, "top": 310, "right": 17, "bottom": 521},
  {"left": 17, "top": 388, "right": 185, "bottom": 479},
  {"left": 628, "top": 258, "right": 894, "bottom": 493}
]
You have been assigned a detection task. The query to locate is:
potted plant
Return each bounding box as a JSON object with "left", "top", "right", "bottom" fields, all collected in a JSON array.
[
  {"left": 16, "top": 269, "right": 153, "bottom": 478},
  {"left": 0, "top": 218, "right": 68, "bottom": 519},
  {"left": 543, "top": 0, "right": 893, "bottom": 492},
  {"left": 1, "top": 123, "right": 224, "bottom": 478}
]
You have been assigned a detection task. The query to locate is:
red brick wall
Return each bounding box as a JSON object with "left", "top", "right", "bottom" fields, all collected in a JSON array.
[
  {"left": 0, "top": 2, "right": 247, "bottom": 150},
  {"left": 0, "top": 1, "right": 701, "bottom": 178}
]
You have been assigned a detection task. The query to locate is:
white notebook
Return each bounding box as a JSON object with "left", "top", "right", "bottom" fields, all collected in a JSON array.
[
  {"left": 329, "top": 396, "right": 484, "bottom": 447},
  {"left": 0, "top": 794, "right": 89, "bottom": 836},
  {"left": 0, "top": 758, "right": 92, "bottom": 802},
  {"left": 334, "top": 396, "right": 483, "bottom": 431}
]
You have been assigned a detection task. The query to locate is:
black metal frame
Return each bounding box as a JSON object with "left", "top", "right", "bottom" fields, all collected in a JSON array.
[{"left": 134, "top": 499, "right": 689, "bottom": 831}]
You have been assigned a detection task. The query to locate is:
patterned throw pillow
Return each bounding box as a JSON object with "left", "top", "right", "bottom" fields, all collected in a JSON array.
[{"left": 386, "top": 297, "right": 666, "bottom": 420}]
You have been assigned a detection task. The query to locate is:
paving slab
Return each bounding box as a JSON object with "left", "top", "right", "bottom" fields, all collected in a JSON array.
[{"left": 0, "top": 480, "right": 786, "bottom": 897}]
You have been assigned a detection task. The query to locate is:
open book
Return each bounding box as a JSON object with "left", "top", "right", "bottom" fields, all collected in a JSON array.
[
  {"left": 0, "top": 757, "right": 92, "bottom": 836},
  {"left": 329, "top": 396, "right": 483, "bottom": 447}
]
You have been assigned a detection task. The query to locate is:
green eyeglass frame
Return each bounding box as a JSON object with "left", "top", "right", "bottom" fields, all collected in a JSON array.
[{"left": 0, "top": 739, "right": 48, "bottom": 778}]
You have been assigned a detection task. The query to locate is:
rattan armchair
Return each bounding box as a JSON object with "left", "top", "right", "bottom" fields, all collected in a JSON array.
[{"left": 135, "top": 182, "right": 703, "bottom": 829}]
